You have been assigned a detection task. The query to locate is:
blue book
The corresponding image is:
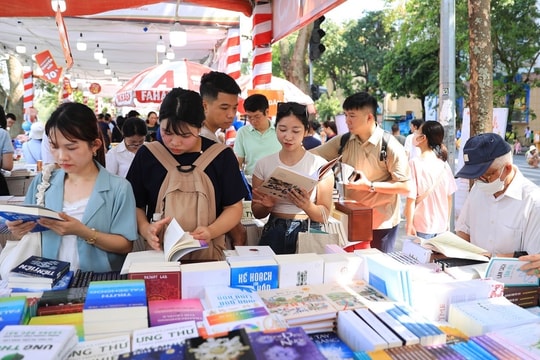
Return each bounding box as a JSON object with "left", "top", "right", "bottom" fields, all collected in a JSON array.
[
  {"left": 308, "top": 331, "right": 357, "bottom": 360},
  {"left": 84, "top": 280, "right": 147, "bottom": 309},
  {"left": 11, "top": 270, "right": 74, "bottom": 293},
  {"left": 0, "top": 296, "right": 28, "bottom": 330},
  {"left": 228, "top": 256, "right": 279, "bottom": 292},
  {"left": 248, "top": 326, "right": 325, "bottom": 360},
  {"left": 0, "top": 203, "right": 63, "bottom": 233},
  {"left": 118, "top": 344, "right": 185, "bottom": 360},
  {"left": 365, "top": 253, "right": 410, "bottom": 305},
  {"left": 9, "top": 256, "right": 70, "bottom": 286}
]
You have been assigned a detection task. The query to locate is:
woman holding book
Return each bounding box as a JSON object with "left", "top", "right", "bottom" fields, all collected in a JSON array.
[
  {"left": 6, "top": 102, "right": 138, "bottom": 272},
  {"left": 404, "top": 121, "right": 457, "bottom": 239},
  {"left": 251, "top": 102, "right": 334, "bottom": 254}
]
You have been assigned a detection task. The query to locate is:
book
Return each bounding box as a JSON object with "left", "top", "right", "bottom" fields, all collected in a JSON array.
[
  {"left": 204, "top": 285, "right": 264, "bottom": 309},
  {"left": 365, "top": 252, "right": 411, "bottom": 305},
  {"left": 27, "top": 312, "right": 85, "bottom": 341},
  {"left": 485, "top": 322, "right": 540, "bottom": 359},
  {"left": 67, "top": 334, "right": 131, "bottom": 360},
  {"left": 417, "top": 231, "right": 490, "bottom": 261},
  {"left": 163, "top": 218, "right": 209, "bottom": 262},
  {"left": 9, "top": 255, "right": 70, "bottom": 287},
  {"left": 148, "top": 298, "right": 204, "bottom": 327},
  {"left": 0, "top": 296, "right": 28, "bottom": 330},
  {"left": 484, "top": 257, "right": 539, "bottom": 286},
  {"left": 0, "top": 203, "right": 64, "bottom": 232},
  {"left": 320, "top": 253, "right": 364, "bottom": 284},
  {"left": 132, "top": 320, "right": 199, "bottom": 352},
  {"left": 336, "top": 309, "right": 388, "bottom": 352},
  {"left": 181, "top": 261, "right": 230, "bottom": 299},
  {"left": 38, "top": 287, "right": 88, "bottom": 307},
  {"left": 308, "top": 282, "right": 369, "bottom": 311},
  {"left": 184, "top": 328, "right": 256, "bottom": 360},
  {"left": 354, "top": 308, "right": 404, "bottom": 348},
  {"left": 120, "top": 249, "right": 178, "bottom": 275},
  {"left": 128, "top": 269, "right": 182, "bottom": 301},
  {"left": 448, "top": 296, "right": 540, "bottom": 337},
  {"left": 308, "top": 331, "right": 357, "bottom": 360},
  {"left": 504, "top": 286, "right": 540, "bottom": 308},
  {"left": 470, "top": 334, "right": 525, "bottom": 359},
  {"left": 0, "top": 324, "right": 78, "bottom": 359},
  {"left": 248, "top": 326, "right": 326, "bottom": 360},
  {"left": 258, "top": 156, "right": 341, "bottom": 200},
  {"left": 234, "top": 245, "right": 276, "bottom": 257},
  {"left": 118, "top": 344, "right": 185, "bottom": 360},
  {"left": 274, "top": 253, "right": 325, "bottom": 288},
  {"left": 227, "top": 255, "right": 279, "bottom": 292}
]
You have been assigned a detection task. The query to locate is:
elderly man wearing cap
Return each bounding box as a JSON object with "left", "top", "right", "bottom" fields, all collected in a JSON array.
[
  {"left": 455, "top": 133, "right": 540, "bottom": 270},
  {"left": 525, "top": 145, "right": 539, "bottom": 168}
]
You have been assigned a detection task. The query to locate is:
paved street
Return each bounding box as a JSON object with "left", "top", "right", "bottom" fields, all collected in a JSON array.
[{"left": 513, "top": 153, "right": 540, "bottom": 185}]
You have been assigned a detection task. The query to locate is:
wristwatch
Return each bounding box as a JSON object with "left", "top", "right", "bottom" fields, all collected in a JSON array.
[{"left": 369, "top": 182, "right": 375, "bottom": 193}]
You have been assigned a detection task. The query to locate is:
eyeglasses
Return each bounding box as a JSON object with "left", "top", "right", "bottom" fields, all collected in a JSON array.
[
  {"left": 277, "top": 102, "right": 308, "bottom": 117},
  {"left": 477, "top": 165, "right": 504, "bottom": 183},
  {"left": 125, "top": 141, "right": 144, "bottom": 149}
]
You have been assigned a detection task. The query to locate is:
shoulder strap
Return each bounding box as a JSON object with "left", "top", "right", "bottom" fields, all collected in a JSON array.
[
  {"left": 144, "top": 142, "right": 179, "bottom": 171},
  {"left": 380, "top": 132, "right": 391, "bottom": 162},
  {"left": 338, "top": 133, "right": 351, "bottom": 155},
  {"left": 193, "top": 143, "right": 228, "bottom": 171},
  {"left": 415, "top": 164, "right": 446, "bottom": 205}
]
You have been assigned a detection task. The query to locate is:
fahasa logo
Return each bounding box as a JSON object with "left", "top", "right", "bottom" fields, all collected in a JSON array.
[{"left": 137, "top": 90, "right": 170, "bottom": 103}]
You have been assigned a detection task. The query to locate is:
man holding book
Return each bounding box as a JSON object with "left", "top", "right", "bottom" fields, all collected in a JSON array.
[{"left": 455, "top": 133, "right": 540, "bottom": 260}]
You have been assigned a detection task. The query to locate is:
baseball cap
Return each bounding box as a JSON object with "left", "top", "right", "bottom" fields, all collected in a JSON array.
[
  {"left": 29, "top": 122, "right": 44, "bottom": 140},
  {"left": 455, "top": 133, "right": 511, "bottom": 179}
]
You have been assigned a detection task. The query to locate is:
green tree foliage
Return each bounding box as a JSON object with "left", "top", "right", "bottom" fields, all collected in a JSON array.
[{"left": 314, "top": 94, "right": 342, "bottom": 123}]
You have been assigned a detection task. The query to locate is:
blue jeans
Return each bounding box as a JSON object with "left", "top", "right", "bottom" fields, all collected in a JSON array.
[
  {"left": 259, "top": 215, "right": 321, "bottom": 254},
  {"left": 416, "top": 231, "right": 438, "bottom": 240}
]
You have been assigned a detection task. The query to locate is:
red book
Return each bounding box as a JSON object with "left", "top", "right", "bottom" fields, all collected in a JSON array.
[
  {"left": 148, "top": 298, "right": 204, "bottom": 327},
  {"left": 128, "top": 270, "right": 181, "bottom": 301},
  {"left": 37, "top": 303, "right": 84, "bottom": 316}
]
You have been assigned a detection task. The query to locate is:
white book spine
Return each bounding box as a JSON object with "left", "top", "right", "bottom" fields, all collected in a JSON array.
[
  {"left": 369, "top": 308, "right": 420, "bottom": 346},
  {"left": 353, "top": 308, "right": 404, "bottom": 348},
  {"left": 336, "top": 310, "right": 388, "bottom": 352}
]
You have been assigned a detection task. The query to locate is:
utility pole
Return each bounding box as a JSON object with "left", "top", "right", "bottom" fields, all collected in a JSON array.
[{"left": 440, "top": 0, "right": 456, "bottom": 229}]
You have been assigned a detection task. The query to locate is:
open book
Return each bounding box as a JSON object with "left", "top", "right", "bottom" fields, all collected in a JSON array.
[
  {"left": 258, "top": 156, "right": 341, "bottom": 200},
  {"left": 0, "top": 203, "right": 64, "bottom": 232},
  {"left": 163, "top": 218, "right": 208, "bottom": 262},
  {"left": 416, "top": 231, "right": 490, "bottom": 262}
]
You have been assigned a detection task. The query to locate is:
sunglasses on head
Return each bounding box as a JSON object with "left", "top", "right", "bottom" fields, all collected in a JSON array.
[{"left": 277, "top": 102, "right": 308, "bottom": 117}]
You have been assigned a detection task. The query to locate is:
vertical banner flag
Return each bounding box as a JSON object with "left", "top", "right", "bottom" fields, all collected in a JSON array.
[
  {"left": 23, "top": 70, "right": 34, "bottom": 109},
  {"left": 225, "top": 28, "right": 241, "bottom": 80},
  {"left": 252, "top": 2, "right": 272, "bottom": 89},
  {"left": 55, "top": 7, "right": 73, "bottom": 70}
]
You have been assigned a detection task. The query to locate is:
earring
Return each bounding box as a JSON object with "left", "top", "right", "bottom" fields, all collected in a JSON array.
[{"left": 93, "top": 151, "right": 97, "bottom": 157}]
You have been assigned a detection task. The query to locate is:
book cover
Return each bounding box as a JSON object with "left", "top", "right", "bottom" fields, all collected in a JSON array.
[
  {"left": 118, "top": 344, "right": 185, "bottom": 360},
  {"left": 128, "top": 270, "right": 182, "bottom": 301},
  {"left": 308, "top": 331, "right": 357, "bottom": 360},
  {"left": 67, "top": 334, "right": 131, "bottom": 360},
  {"left": 470, "top": 334, "right": 524, "bottom": 359},
  {"left": 274, "top": 253, "right": 325, "bottom": 288},
  {"left": 336, "top": 310, "right": 388, "bottom": 352},
  {"left": 148, "top": 298, "right": 204, "bottom": 327},
  {"left": 248, "top": 326, "right": 326, "bottom": 360},
  {"left": 204, "top": 285, "right": 264, "bottom": 309},
  {"left": 28, "top": 312, "right": 85, "bottom": 341},
  {"left": 0, "top": 296, "right": 28, "bottom": 330},
  {"left": 257, "top": 285, "right": 338, "bottom": 326},
  {"left": 84, "top": 280, "right": 147, "bottom": 309},
  {"left": 308, "top": 282, "right": 368, "bottom": 311},
  {"left": 120, "top": 249, "right": 178, "bottom": 275},
  {"left": 365, "top": 253, "right": 411, "bottom": 305},
  {"left": 181, "top": 261, "right": 230, "bottom": 299},
  {"left": 448, "top": 296, "right": 540, "bottom": 337},
  {"left": 163, "top": 218, "right": 209, "bottom": 262},
  {"left": 0, "top": 203, "right": 64, "bottom": 232},
  {"left": 486, "top": 322, "right": 540, "bottom": 359},
  {"left": 0, "top": 324, "right": 78, "bottom": 359},
  {"left": 9, "top": 255, "right": 70, "bottom": 286},
  {"left": 419, "top": 231, "right": 490, "bottom": 261},
  {"left": 258, "top": 157, "right": 340, "bottom": 200},
  {"left": 484, "top": 257, "right": 539, "bottom": 287},
  {"left": 320, "top": 253, "right": 363, "bottom": 285},
  {"left": 203, "top": 303, "right": 287, "bottom": 335},
  {"left": 228, "top": 255, "right": 279, "bottom": 292},
  {"left": 132, "top": 320, "right": 198, "bottom": 352},
  {"left": 185, "top": 329, "right": 256, "bottom": 360}
]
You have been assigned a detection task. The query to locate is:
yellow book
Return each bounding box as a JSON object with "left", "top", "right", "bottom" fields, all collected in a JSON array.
[{"left": 29, "top": 312, "right": 84, "bottom": 340}]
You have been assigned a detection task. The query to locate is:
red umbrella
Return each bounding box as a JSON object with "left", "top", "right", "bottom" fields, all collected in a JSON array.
[{"left": 114, "top": 60, "right": 213, "bottom": 107}]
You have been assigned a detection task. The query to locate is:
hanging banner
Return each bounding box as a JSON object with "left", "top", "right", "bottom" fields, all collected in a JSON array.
[
  {"left": 55, "top": 7, "right": 73, "bottom": 70},
  {"left": 34, "top": 50, "right": 62, "bottom": 84}
]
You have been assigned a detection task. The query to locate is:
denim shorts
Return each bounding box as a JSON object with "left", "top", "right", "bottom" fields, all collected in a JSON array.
[{"left": 258, "top": 215, "right": 321, "bottom": 254}]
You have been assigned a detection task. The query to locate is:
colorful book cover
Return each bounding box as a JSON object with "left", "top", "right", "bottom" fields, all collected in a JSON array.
[
  {"left": 228, "top": 256, "right": 279, "bottom": 292},
  {"left": 248, "top": 326, "right": 326, "bottom": 360},
  {"left": 185, "top": 328, "right": 256, "bottom": 360},
  {"left": 9, "top": 255, "right": 70, "bottom": 285},
  {"left": 118, "top": 344, "right": 185, "bottom": 360},
  {"left": 203, "top": 304, "right": 287, "bottom": 335},
  {"left": 308, "top": 331, "right": 357, "bottom": 360},
  {"left": 84, "top": 280, "right": 147, "bottom": 309},
  {"left": 484, "top": 257, "right": 540, "bottom": 287},
  {"left": 132, "top": 320, "right": 198, "bottom": 351},
  {"left": 67, "top": 334, "right": 131, "bottom": 360},
  {"left": 0, "top": 296, "right": 28, "bottom": 330},
  {"left": 28, "top": 312, "right": 85, "bottom": 341},
  {"left": 128, "top": 270, "right": 181, "bottom": 301},
  {"left": 148, "top": 298, "right": 204, "bottom": 327}
]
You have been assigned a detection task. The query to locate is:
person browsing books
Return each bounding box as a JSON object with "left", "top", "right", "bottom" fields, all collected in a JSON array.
[
  {"left": 312, "top": 92, "right": 410, "bottom": 252},
  {"left": 126, "top": 88, "right": 248, "bottom": 261},
  {"left": 251, "top": 102, "right": 334, "bottom": 254},
  {"left": 5, "top": 102, "right": 138, "bottom": 273},
  {"left": 105, "top": 117, "right": 148, "bottom": 177},
  {"left": 455, "top": 133, "right": 540, "bottom": 257},
  {"left": 405, "top": 121, "right": 457, "bottom": 239}
]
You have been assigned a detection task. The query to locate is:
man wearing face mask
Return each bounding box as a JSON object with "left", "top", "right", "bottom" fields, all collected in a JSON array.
[{"left": 455, "top": 133, "right": 540, "bottom": 257}]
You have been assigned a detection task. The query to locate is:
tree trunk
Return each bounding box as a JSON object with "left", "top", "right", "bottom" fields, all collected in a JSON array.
[
  {"left": 468, "top": 0, "right": 493, "bottom": 136},
  {"left": 7, "top": 56, "right": 24, "bottom": 136},
  {"left": 280, "top": 25, "right": 311, "bottom": 94}
]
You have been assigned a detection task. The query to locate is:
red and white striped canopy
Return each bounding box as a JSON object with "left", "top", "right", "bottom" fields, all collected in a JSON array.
[{"left": 114, "top": 60, "right": 212, "bottom": 107}]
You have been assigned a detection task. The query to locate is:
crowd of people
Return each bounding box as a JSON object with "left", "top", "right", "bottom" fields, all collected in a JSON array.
[{"left": 1, "top": 71, "right": 540, "bottom": 280}]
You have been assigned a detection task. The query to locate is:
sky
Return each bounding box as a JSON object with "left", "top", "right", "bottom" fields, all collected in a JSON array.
[{"left": 325, "top": 0, "right": 387, "bottom": 23}]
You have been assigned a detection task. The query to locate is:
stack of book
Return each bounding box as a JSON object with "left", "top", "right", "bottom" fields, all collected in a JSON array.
[
  {"left": 127, "top": 260, "right": 182, "bottom": 301},
  {"left": 0, "top": 324, "right": 78, "bottom": 359},
  {"left": 227, "top": 254, "right": 279, "bottom": 292},
  {"left": 36, "top": 287, "right": 88, "bottom": 316},
  {"left": 131, "top": 320, "right": 199, "bottom": 352},
  {"left": 247, "top": 326, "right": 327, "bottom": 359},
  {"left": 68, "top": 334, "right": 131, "bottom": 360},
  {"left": 147, "top": 298, "right": 204, "bottom": 327},
  {"left": 82, "top": 279, "right": 148, "bottom": 341},
  {"left": 0, "top": 296, "right": 30, "bottom": 330},
  {"left": 8, "top": 255, "right": 70, "bottom": 291}
]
